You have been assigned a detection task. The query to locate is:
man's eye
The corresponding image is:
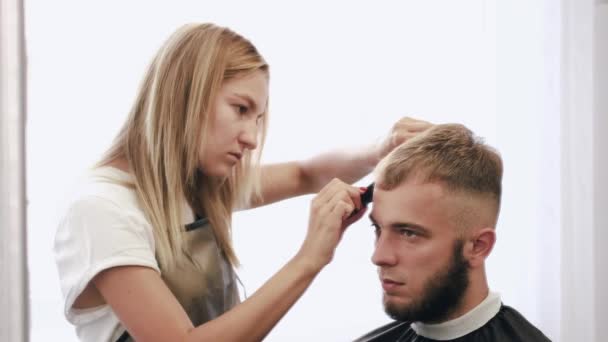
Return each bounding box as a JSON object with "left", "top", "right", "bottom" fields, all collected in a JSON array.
[{"left": 400, "top": 229, "right": 418, "bottom": 238}]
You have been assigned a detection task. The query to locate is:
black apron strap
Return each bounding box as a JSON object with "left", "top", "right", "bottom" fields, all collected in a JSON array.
[{"left": 116, "top": 330, "right": 129, "bottom": 342}]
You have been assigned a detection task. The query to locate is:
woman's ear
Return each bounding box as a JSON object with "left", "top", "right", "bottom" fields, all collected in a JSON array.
[{"left": 464, "top": 228, "right": 496, "bottom": 268}]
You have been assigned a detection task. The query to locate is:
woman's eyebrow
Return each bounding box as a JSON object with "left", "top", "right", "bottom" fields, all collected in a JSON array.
[
  {"left": 233, "top": 93, "right": 258, "bottom": 112},
  {"left": 368, "top": 213, "right": 378, "bottom": 225}
]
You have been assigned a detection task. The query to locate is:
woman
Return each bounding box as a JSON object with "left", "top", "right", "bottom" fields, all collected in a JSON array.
[{"left": 54, "top": 23, "right": 431, "bottom": 341}]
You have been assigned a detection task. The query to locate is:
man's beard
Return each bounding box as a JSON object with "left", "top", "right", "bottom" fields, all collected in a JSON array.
[{"left": 383, "top": 239, "right": 469, "bottom": 323}]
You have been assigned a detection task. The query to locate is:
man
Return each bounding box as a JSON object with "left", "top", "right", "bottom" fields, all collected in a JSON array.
[{"left": 355, "top": 124, "right": 551, "bottom": 341}]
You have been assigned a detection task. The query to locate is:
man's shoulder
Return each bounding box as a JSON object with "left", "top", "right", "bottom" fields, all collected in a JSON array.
[
  {"left": 493, "top": 304, "right": 552, "bottom": 341},
  {"left": 353, "top": 321, "right": 411, "bottom": 342}
]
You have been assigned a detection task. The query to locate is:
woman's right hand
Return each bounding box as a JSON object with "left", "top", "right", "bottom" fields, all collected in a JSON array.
[{"left": 295, "top": 178, "right": 366, "bottom": 272}]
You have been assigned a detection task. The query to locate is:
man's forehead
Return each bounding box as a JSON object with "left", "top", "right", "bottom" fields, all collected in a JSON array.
[
  {"left": 370, "top": 180, "right": 458, "bottom": 230},
  {"left": 374, "top": 179, "right": 448, "bottom": 203}
]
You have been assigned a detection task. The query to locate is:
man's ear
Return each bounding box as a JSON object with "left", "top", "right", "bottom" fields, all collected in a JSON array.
[{"left": 464, "top": 228, "right": 496, "bottom": 268}]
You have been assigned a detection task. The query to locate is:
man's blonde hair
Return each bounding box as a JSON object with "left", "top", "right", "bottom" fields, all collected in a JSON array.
[
  {"left": 98, "top": 23, "right": 268, "bottom": 271},
  {"left": 376, "top": 124, "right": 503, "bottom": 225}
]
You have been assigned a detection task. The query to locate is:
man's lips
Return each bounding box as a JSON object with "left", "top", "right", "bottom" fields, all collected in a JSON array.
[{"left": 381, "top": 278, "right": 405, "bottom": 292}]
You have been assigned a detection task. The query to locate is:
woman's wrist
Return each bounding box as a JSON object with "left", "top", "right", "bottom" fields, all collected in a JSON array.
[{"left": 289, "top": 252, "right": 325, "bottom": 279}]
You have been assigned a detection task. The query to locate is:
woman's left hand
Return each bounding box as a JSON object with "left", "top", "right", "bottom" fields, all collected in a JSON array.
[{"left": 376, "top": 116, "right": 434, "bottom": 161}]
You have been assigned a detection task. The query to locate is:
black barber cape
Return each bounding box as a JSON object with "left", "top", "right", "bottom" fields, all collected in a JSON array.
[{"left": 354, "top": 293, "right": 551, "bottom": 342}]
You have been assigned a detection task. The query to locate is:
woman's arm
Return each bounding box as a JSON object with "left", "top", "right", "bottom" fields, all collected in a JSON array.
[
  {"left": 93, "top": 179, "right": 364, "bottom": 342},
  {"left": 252, "top": 147, "right": 376, "bottom": 208},
  {"left": 94, "top": 257, "right": 317, "bottom": 342},
  {"left": 251, "top": 117, "right": 432, "bottom": 208}
]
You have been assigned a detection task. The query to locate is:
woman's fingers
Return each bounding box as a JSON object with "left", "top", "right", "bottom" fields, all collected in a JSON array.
[
  {"left": 378, "top": 116, "right": 435, "bottom": 159},
  {"left": 301, "top": 179, "right": 366, "bottom": 269}
]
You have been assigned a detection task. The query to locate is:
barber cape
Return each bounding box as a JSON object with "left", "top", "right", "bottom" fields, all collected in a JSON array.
[{"left": 354, "top": 292, "right": 551, "bottom": 342}]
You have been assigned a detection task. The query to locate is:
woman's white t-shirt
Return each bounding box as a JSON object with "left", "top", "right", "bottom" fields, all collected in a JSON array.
[{"left": 55, "top": 166, "right": 241, "bottom": 341}]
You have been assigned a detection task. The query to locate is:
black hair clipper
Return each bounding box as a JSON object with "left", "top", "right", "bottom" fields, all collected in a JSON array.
[
  {"left": 348, "top": 182, "right": 374, "bottom": 219},
  {"left": 360, "top": 182, "right": 374, "bottom": 207}
]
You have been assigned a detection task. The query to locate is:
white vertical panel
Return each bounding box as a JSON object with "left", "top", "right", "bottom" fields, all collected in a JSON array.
[
  {"left": 0, "top": 0, "right": 28, "bottom": 341},
  {"left": 535, "top": 0, "right": 562, "bottom": 339},
  {"left": 594, "top": 2, "right": 608, "bottom": 339},
  {"left": 561, "top": 0, "right": 595, "bottom": 341}
]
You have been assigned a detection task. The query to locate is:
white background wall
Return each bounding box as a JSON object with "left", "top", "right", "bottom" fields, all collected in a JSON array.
[
  {"left": 560, "top": 0, "right": 608, "bottom": 341},
  {"left": 24, "top": 1, "right": 562, "bottom": 341}
]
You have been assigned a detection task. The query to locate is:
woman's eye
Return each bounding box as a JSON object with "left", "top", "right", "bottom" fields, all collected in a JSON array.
[
  {"left": 234, "top": 104, "right": 248, "bottom": 115},
  {"left": 371, "top": 223, "right": 380, "bottom": 237}
]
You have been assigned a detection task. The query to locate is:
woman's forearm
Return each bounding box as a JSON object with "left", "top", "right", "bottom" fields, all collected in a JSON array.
[
  {"left": 187, "top": 255, "right": 320, "bottom": 342},
  {"left": 251, "top": 146, "right": 378, "bottom": 209},
  {"left": 191, "top": 180, "right": 360, "bottom": 341},
  {"left": 300, "top": 144, "right": 379, "bottom": 193}
]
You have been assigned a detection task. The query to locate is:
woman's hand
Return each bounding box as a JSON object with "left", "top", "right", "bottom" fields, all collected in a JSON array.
[
  {"left": 295, "top": 178, "right": 366, "bottom": 272},
  {"left": 376, "top": 116, "right": 434, "bottom": 161}
]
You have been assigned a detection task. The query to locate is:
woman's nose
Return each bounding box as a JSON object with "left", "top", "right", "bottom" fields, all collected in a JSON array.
[{"left": 238, "top": 121, "right": 258, "bottom": 150}]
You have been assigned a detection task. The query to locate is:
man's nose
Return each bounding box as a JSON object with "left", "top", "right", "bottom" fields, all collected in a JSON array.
[{"left": 371, "top": 234, "right": 398, "bottom": 267}]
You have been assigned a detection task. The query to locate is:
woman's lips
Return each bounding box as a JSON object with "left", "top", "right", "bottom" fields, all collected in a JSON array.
[{"left": 228, "top": 152, "right": 242, "bottom": 161}]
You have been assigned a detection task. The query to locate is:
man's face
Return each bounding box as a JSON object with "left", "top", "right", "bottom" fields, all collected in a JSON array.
[{"left": 369, "top": 178, "right": 470, "bottom": 323}]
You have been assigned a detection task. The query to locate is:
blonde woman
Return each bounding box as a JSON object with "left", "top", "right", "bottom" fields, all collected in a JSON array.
[{"left": 54, "top": 23, "right": 432, "bottom": 342}]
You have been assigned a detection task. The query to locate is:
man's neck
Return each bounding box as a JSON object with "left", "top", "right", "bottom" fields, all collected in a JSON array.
[
  {"left": 443, "top": 269, "right": 489, "bottom": 322},
  {"left": 411, "top": 290, "right": 502, "bottom": 341}
]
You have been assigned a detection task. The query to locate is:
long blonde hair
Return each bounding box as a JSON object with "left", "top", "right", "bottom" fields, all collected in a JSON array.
[{"left": 98, "top": 23, "right": 269, "bottom": 271}]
